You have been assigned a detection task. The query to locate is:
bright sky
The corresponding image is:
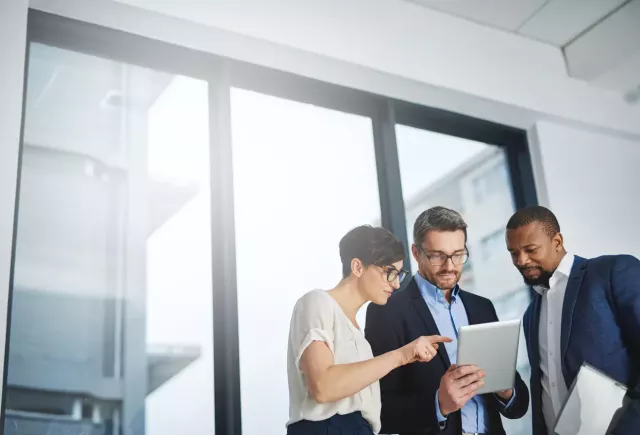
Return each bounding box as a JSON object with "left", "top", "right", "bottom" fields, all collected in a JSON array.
[{"left": 145, "top": 76, "right": 215, "bottom": 435}]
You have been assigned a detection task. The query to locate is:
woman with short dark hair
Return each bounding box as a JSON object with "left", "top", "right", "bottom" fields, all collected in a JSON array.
[{"left": 286, "top": 225, "right": 451, "bottom": 435}]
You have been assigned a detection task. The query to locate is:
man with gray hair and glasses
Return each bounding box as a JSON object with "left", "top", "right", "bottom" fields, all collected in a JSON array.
[{"left": 366, "top": 206, "right": 529, "bottom": 435}]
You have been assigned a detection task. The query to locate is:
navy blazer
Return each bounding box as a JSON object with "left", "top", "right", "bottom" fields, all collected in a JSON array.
[
  {"left": 523, "top": 255, "right": 640, "bottom": 435},
  {"left": 365, "top": 278, "right": 529, "bottom": 435}
]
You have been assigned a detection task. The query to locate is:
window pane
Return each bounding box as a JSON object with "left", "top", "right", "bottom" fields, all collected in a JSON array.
[
  {"left": 4, "top": 43, "right": 214, "bottom": 435},
  {"left": 396, "top": 124, "right": 531, "bottom": 435},
  {"left": 231, "top": 88, "right": 381, "bottom": 435}
]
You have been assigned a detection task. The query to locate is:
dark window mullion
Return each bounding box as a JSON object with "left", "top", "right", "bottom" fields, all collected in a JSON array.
[
  {"left": 372, "top": 99, "right": 412, "bottom": 277},
  {"left": 209, "top": 62, "right": 242, "bottom": 435}
]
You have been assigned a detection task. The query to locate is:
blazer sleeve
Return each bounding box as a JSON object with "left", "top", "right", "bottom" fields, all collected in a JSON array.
[{"left": 609, "top": 255, "right": 640, "bottom": 435}]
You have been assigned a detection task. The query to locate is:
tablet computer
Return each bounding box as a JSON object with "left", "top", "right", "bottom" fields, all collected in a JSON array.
[
  {"left": 554, "top": 363, "right": 628, "bottom": 435},
  {"left": 456, "top": 318, "right": 521, "bottom": 395}
]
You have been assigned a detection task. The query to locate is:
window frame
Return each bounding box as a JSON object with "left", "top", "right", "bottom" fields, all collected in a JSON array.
[{"left": 2, "top": 9, "right": 539, "bottom": 435}]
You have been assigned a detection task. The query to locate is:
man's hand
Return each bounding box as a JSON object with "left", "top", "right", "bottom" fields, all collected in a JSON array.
[
  {"left": 438, "top": 364, "right": 486, "bottom": 416},
  {"left": 496, "top": 389, "right": 514, "bottom": 402}
]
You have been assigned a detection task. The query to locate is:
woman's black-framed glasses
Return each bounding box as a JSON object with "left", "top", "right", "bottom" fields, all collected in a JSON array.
[
  {"left": 415, "top": 244, "right": 469, "bottom": 266},
  {"left": 379, "top": 266, "right": 409, "bottom": 283}
]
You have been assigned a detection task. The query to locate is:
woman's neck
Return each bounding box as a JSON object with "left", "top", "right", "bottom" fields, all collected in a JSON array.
[{"left": 328, "top": 278, "right": 367, "bottom": 324}]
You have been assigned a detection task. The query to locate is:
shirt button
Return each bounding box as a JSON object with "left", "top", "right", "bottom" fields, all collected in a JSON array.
[{"left": 552, "top": 382, "right": 556, "bottom": 387}]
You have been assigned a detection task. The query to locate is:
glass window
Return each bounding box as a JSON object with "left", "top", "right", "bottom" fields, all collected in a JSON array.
[
  {"left": 481, "top": 229, "right": 506, "bottom": 261},
  {"left": 230, "top": 88, "right": 381, "bottom": 435},
  {"left": 396, "top": 124, "right": 531, "bottom": 435},
  {"left": 5, "top": 43, "right": 214, "bottom": 435},
  {"left": 471, "top": 159, "right": 512, "bottom": 205}
]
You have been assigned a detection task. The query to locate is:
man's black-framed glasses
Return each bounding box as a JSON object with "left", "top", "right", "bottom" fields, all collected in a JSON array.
[
  {"left": 415, "top": 244, "right": 469, "bottom": 266},
  {"left": 379, "top": 265, "right": 409, "bottom": 283}
]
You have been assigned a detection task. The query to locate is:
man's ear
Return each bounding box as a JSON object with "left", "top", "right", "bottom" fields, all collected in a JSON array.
[
  {"left": 554, "top": 232, "right": 564, "bottom": 252},
  {"left": 411, "top": 244, "right": 420, "bottom": 263}
]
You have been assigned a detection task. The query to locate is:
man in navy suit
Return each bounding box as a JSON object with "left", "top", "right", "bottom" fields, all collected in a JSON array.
[
  {"left": 505, "top": 205, "right": 640, "bottom": 435},
  {"left": 366, "top": 207, "right": 529, "bottom": 435}
]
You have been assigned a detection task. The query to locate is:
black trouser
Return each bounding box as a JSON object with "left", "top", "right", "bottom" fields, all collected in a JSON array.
[{"left": 287, "top": 412, "right": 374, "bottom": 435}]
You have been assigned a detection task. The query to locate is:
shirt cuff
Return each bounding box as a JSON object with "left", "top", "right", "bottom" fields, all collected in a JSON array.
[
  {"left": 435, "top": 390, "right": 448, "bottom": 422},
  {"left": 495, "top": 388, "right": 516, "bottom": 410}
]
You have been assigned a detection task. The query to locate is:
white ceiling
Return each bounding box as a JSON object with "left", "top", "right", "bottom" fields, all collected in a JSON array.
[
  {"left": 406, "top": 0, "right": 640, "bottom": 95},
  {"left": 405, "top": 0, "right": 628, "bottom": 46}
]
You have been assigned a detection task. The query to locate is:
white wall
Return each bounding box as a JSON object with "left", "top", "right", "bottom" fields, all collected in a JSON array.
[
  {"left": 530, "top": 121, "right": 640, "bottom": 259},
  {"left": 0, "top": 0, "right": 29, "bottom": 401},
  {"left": 30, "top": 0, "right": 640, "bottom": 136}
]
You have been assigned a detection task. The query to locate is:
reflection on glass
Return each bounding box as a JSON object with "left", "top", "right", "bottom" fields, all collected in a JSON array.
[
  {"left": 231, "top": 88, "right": 381, "bottom": 435},
  {"left": 396, "top": 124, "right": 531, "bottom": 435},
  {"left": 4, "top": 43, "right": 214, "bottom": 435}
]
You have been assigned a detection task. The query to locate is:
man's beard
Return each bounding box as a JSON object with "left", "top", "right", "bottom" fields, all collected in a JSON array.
[
  {"left": 434, "top": 271, "right": 460, "bottom": 290},
  {"left": 518, "top": 266, "right": 553, "bottom": 288}
]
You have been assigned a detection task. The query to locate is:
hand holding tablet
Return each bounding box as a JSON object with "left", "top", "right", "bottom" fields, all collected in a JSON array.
[{"left": 437, "top": 363, "right": 487, "bottom": 416}]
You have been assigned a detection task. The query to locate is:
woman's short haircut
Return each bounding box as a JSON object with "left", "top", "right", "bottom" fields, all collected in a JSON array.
[{"left": 339, "top": 225, "right": 405, "bottom": 278}]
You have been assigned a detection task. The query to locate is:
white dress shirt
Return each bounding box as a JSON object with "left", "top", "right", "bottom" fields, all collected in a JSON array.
[
  {"left": 534, "top": 253, "right": 575, "bottom": 435},
  {"left": 286, "top": 290, "right": 381, "bottom": 433}
]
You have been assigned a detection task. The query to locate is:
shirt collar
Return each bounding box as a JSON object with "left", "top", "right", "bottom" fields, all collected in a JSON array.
[
  {"left": 533, "top": 253, "right": 575, "bottom": 295},
  {"left": 415, "top": 273, "right": 460, "bottom": 305}
]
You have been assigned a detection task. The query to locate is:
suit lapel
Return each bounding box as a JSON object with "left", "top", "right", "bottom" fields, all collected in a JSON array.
[
  {"left": 459, "top": 291, "right": 483, "bottom": 325},
  {"left": 409, "top": 279, "right": 451, "bottom": 367},
  {"left": 561, "top": 256, "right": 587, "bottom": 383}
]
